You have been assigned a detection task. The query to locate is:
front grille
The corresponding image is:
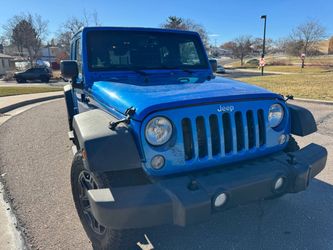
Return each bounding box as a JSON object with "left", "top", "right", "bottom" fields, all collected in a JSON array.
[{"left": 181, "top": 109, "right": 266, "bottom": 160}]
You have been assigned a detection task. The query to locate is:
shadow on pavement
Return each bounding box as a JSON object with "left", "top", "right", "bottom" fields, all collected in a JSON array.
[{"left": 144, "top": 179, "right": 333, "bottom": 250}]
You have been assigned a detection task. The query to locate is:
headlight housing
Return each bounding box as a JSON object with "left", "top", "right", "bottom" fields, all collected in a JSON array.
[
  {"left": 268, "top": 104, "right": 284, "bottom": 127},
  {"left": 145, "top": 117, "right": 173, "bottom": 146}
]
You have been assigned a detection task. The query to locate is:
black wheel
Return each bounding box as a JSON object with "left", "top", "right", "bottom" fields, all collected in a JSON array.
[
  {"left": 71, "top": 152, "right": 141, "bottom": 250},
  {"left": 40, "top": 76, "right": 50, "bottom": 83},
  {"left": 284, "top": 136, "right": 300, "bottom": 153},
  {"left": 16, "top": 78, "right": 26, "bottom": 83}
]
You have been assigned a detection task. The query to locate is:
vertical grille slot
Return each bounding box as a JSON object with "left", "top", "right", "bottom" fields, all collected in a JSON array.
[
  {"left": 182, "top": 118, "right": 194, "bottom": 160},
  {"left": 235, "top": 111, "right": 244, "bottom": 151},
  {"left": 209, "top": 115, "right": 220, "bottom": 156},
  {"left": 222, "top": 113, "right": 233, "bottom": 154},
  {"left": 257, "top": 109, "right": 266, "bottom": 146},
  {"left": 196, "top": 116, "right": 208, "bottom": 158},
  {"left": 246, "top": 111, "right": 256, "bottom": 149},
  {"left": 181, "top": 106, "right": 268, "bottom": 161}
]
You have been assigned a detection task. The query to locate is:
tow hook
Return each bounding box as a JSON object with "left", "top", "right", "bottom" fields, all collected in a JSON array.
[
  {"left": 287, "top": 153, "right": 297, "bottom": 165},
  {"left": 188, "top": 179, "right": 199, "bottom": 191}
]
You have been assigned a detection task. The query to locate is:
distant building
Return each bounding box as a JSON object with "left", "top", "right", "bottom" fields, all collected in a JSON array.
[
  {"left": 39, "top": 46, "right": 68, "bottom": 63},
  {"left": 38, "top": 46, "right": 68, "bottom": 69},
  {"left": 0, "top": 53, "right": 14, "bottom": 76},
  {"left": 208, "top": 47, "right": 232, "bottom": 58}
]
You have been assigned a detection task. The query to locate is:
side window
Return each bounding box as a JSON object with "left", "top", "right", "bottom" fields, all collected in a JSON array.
[
  {"left": 75, "top": 39, "right": 82, "bottom": 73},
  {"left": 70, "top": 42, "right": 74, "bottom": 60},
  {"left": 179, "top": 41, "right": 200, "bottom": 65},
  {"left": 160, "top": 46, "right": 170, "bottom": 64}
]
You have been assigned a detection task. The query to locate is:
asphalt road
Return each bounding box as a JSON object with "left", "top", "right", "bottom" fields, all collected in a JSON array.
[{"left": 0, "top": 99, "right": 332, "bottom": 250}]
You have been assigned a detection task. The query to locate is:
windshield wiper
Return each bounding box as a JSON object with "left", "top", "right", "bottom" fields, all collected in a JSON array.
[
  {"left": 130, "top": 69, "right": 150, "bottom": 83},
  {"left": 131, "top": 69, "right": 149, "bottom": 76},
  {"left": 159, "top": 66, "right": 194, "bottom": 74}
]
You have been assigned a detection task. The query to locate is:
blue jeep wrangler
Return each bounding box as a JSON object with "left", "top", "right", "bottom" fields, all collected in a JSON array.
[{"left": 61, "top": 27, "right": 327, "bottom": 249}]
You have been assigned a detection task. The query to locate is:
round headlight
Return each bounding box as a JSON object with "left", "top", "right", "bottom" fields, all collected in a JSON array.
[
  {"left": 145, "top": 117, "right": 172, "bottom": 146},
  {"left": 268, "top": 104, "right": 284, "bottom": 128}
]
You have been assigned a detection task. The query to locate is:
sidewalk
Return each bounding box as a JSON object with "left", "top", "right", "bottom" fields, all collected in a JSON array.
[
  {"left": 0, "top": 91, "right": 63, "bottom": 114},
  {"left": 0, "top": 182, "right": 24, "bottom": 250}
]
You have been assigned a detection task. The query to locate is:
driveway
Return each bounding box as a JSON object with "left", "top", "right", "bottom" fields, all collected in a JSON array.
[{"left": 0, "top": 99, "right": 332, "bottom": 250}]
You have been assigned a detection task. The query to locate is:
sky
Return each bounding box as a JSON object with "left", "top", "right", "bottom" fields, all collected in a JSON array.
[{"left": 0, "top": 0, "right": 332, "bottom": 45}]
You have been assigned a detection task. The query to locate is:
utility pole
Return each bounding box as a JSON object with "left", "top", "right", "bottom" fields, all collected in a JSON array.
[{"left": 260, "top": 15, "right": 267, "bottom": 76}]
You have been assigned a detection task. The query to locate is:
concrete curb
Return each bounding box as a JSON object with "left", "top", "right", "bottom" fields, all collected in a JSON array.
[
  {"left": 0, "top": 93, "right": 64, "bottom": 114},
  {"left": 293, "top": 98, "right": 333, "bottom": 105}
]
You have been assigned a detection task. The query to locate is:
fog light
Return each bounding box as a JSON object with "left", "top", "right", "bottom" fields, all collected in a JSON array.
[
  {"left": 214, "top": 193, "right": 227, "bottom": 207},
  {"left": 279, "top": 134, "right": 288, "bottom": 144},
  {"left": 151, "top": 155, "right": 165, "bottom": 170},
  {"left": 274, "top": 177, "right": 284, "bottom": 190}
]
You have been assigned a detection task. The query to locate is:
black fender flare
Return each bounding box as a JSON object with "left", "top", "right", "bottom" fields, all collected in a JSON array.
[
  {"left": 64, "top": 84, "right": 76, "bottom": 130},
  {"left": 72, "top": 109, "right": 142, "bottom": 173},
  {"left": 287, "top": 104, "right": 317, "bottom": 136}
]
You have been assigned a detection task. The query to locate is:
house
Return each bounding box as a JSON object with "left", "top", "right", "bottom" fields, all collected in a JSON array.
[
  {"left": 0, "top": 53, "right": 14, "bottom": 76},
  {"left": 39, "top": 46, "right": 68, "bottom": 63},
  {"left": 38, "top": 46, "right": 68, "bottom": 69}
]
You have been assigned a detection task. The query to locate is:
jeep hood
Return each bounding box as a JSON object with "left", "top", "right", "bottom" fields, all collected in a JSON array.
[{"left": 90, "top": 77, "right": 281, "bottom": 121}]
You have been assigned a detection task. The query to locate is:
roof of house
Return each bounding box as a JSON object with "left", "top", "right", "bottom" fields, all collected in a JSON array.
[{"left": 0, "top": 53, "right": 13, "bottom": 59}]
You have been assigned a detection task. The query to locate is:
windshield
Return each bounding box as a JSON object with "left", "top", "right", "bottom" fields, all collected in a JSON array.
[{"left": 86, "top": 30, "right": 209, "bottom": 71}]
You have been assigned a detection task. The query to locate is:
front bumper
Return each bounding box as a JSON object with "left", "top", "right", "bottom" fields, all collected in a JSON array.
[{"left": 87, "top": 143, "right": 327, "bottom": 230}]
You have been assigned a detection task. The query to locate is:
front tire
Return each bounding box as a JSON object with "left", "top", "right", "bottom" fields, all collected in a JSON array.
[
  {"left": 16, "top": 78, "right": 26, "bottom": 83},
  {"left": 71, "top": 152, "right": 140, "bottom": 250},
  {"left": 40, "top": 76, "right": 50, "bottom": 83}
]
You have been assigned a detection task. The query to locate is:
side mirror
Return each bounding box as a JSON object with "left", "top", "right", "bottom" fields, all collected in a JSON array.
[
  {"left": 209, "top": 59, "right": 217, "bottom": 73},
  {"left": 60, "top": 60, "right": 78, "bottom": 80}
]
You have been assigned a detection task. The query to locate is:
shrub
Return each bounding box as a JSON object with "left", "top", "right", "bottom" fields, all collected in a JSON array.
[
  {"left": 245, "top": 59, "right": 259, "bottom": 67},
  {"left": 3, "top": 72, "right": 14, "bottom": 81}
]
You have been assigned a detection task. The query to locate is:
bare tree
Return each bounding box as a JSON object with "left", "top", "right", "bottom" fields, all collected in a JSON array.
[
  {"left": 56, "top": 10, "right": 101, "bottom": 55},
  {"left": 222, "top": 36, "right": 253, "bottom": 66},
  {"left": 276, "top": 38, "right": 304, "bottom": 56},
  {"left": 290, "top": 20, "right": 326, "bottom": 55},
  {"left": 328, "top": 37, "right": 333, "bottom": 55},
  {"left": 161, "top": 16, "right": 209, "bottom": 49},
  {"left": 83, "top": 9, "right": 101, "bottom": 26},
  {"left": 252, "top": 37, "right": 273, "bottom": 54},
  {"left": 63, "top": 17, "right": 85, "bottom": 35},
  {"left": 3, "top": 13, "right": 48, "bottom": 65},
  {"left": 0, "top": 35, "right": 7, "bottom": 45}
]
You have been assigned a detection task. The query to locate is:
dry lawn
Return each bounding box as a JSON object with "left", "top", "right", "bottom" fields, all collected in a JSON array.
[
  {"left": 239, "top": 72, "right": 333, "bottom": 100},
  {"left": 0, "top": 86, "right": 62, "bottom": 97}
]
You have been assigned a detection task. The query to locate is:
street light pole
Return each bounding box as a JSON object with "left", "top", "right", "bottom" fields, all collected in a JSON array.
[{"left": 261, "top": 15, "right": 267, "bottom": 76}]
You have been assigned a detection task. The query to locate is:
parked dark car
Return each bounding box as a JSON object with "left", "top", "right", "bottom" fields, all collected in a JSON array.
[
  {"left": 14, "top": 67, "right": 53, "bottom": 83},
  {"left": 216, "top": 64, "right": 226, "bottom": 74}
]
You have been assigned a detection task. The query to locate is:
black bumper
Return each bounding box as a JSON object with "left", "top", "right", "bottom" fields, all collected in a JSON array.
[{"left": 87, "top": 143, "right": 327, "bottom": 230}]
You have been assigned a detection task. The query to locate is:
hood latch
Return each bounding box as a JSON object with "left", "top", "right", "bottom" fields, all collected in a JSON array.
[
  {"left": 109, "top": 107, "right": 136, "bottom": 130},
  {"left": 283, "top": 95, "right": 294, "bottom": 102}
]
